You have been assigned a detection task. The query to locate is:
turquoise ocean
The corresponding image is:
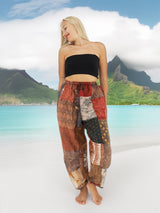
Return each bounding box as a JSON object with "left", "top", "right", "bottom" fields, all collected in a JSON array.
[{"left": 0, "top": 105, "right": 160, "bottom": 151}]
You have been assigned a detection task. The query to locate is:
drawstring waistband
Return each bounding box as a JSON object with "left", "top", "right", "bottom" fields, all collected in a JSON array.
[{"left": 65, "top": 80, "right": 97, "bottom": 85}]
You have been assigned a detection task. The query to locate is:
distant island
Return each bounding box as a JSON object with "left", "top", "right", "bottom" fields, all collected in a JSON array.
[{"left": 0, "top": 56, "right": 160, "bottom": 105}]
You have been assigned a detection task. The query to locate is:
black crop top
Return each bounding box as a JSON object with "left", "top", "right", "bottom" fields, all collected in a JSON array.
[{"left": 65, "top": 54, "right": 99, "bottom": 78}]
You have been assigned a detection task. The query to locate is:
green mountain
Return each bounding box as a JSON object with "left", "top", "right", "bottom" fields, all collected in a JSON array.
[
  {"left": 108, "top": 56, "right": 160, "bottom": 91},
  {"left": 105, "top": 56, "right": 160, "bottom": 105},
  {"left": 0, "top": 68, "right": 57, "bottom": 105}
]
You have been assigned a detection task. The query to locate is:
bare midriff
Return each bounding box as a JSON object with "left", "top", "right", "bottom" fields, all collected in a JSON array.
[{"left": 65, "top": 74, "right": 97, "bottom": 82}]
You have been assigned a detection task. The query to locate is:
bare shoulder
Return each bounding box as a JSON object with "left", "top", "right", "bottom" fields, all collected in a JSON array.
[
  {"left": 96, "top": 42, "right": 106, "bottom": 51},
  {"left": 96, "top": 42, "right": 107, "bottom": 59},
  {"left": 59, "top": 44, "right": 72, "bottom": 58},
  {"left": 91, "top": 41, "right": 107, "bottom": 57},
  {"left": 91, "top": 41, "right": 105, "bottom": 47},
  {"left": 59, "top": 44, "right": 68, "bottom": 54}
]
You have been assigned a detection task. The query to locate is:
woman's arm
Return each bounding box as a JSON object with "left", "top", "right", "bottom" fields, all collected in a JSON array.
[
  {"left": 58, "top": 47, "right": 66, "bottom": 91},
  {"left": 98, "top": 42, "right": 108, "bottom": 100}
]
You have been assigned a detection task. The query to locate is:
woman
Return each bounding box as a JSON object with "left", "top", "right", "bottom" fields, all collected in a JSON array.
[{"left": 57, "top": 16, "right": 111, "bottom": 205}]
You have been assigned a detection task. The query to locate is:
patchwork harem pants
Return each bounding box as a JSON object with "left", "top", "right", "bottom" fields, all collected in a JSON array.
[{"left": 57, "top": 80, "right": 111, "bottom": 190}]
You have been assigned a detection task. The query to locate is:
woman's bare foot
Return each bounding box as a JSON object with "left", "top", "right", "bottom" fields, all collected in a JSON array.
[
  {"left": 87, "top": 181, "right": 102, "bottom": 205},
  {"left": 75, "top": 185, "right": 88, "bottom": 205}
]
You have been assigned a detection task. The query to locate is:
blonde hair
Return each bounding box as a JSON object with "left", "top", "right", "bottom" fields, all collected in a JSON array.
[{"left": 60, "top": 16, "right": 89, "bottom": 47}]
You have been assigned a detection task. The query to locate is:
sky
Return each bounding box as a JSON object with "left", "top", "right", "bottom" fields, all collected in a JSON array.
[{"left": 0, "top": 0, "right": 160, "bottom": 89}]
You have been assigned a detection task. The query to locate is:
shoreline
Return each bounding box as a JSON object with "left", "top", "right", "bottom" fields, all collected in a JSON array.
[
  {"left": 0, "top": 102, "right": 57, "bottom": 106},
  {"left": 0, "top": 103, "right": 160, "bottom": 106}
]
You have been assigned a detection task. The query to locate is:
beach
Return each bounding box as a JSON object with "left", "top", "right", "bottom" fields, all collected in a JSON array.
[
  {"left": 0, "top": 141, "right": 159, "bottom": 213},
  {"left": 0, "top": 105, "right": 160, "bottom": 212}
]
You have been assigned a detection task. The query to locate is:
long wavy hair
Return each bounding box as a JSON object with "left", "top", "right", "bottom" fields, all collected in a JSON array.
[{"left": 60, "top": 16, "right": 89, "bottom": 47}]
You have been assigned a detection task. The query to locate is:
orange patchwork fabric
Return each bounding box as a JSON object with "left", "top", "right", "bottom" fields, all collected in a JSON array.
[{"left": 57, "top": 80, "right": 111, "bottom": 189}]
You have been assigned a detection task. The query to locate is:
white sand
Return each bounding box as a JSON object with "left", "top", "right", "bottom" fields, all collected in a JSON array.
[{"left": 0, "top": 141, "right": 159, "bottom": 213}]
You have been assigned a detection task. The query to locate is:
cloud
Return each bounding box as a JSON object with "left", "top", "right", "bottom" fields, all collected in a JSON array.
[
  {"left": 0, "top": 6, "right": 160, "bottom": 88},
  {"left": 8, "top": 0, "right": 70, "bottom": 18}
]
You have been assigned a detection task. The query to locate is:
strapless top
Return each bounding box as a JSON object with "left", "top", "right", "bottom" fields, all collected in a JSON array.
[{"left": 65, "top": 54, "right": 99, "bottom": 78}]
